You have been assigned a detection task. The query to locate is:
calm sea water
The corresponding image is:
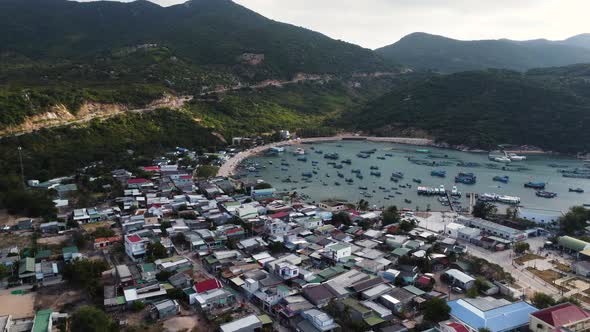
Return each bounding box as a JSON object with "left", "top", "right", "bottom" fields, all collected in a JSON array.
[{"left": 238, "top": 141, "right": 590, "bottom": 212}]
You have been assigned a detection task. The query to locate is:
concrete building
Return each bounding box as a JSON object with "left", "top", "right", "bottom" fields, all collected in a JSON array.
[
  {"left": 323, "top": 243, "right": 352, "bottom": 262},
  {"left": 124, "top": 234, "right": 147, "bottom": 262},
  {"left": 299, "top": 309, "right": 340, "bottom": 332},
  {"left": 457, "top": 216, "right": 527, "bottom": 242},
  {"left": 447, "top": 297, "right": 538, "bottom": 332},
  {"left": 443, "top": 269, "right": 476, "bottom": 290},
  {"left": 220, "top": 314, "right": 262, "bottom": 332},
  {"left": 530, "top": 303, "right": 590, "bottom": 332}
]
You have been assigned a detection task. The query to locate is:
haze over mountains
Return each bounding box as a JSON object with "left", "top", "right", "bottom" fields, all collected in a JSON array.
[{"left": 376, "top": 32, "right": 590, "bottom": 73}]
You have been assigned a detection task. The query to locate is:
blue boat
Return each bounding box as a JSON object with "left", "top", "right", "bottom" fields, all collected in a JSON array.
[
  {"left": 455, "top": 172, "right": 476, "bottom": 184},
  {"left": 524, "top": 182, "right": 545, "bottom": 189},
  {"left": 356, "top": 174, "right": 364, "bottom": 179},
  {"left": 370, "top": 166, "right": 379, "bottom": 170},
  {"left": 301, "top": 172, "right": 312, "bottom": 177},
  {"left": 391, "top": 171, "right": 404, "bottom": 179},
  {"left": 370, "top": 171, "right": 381, "bottom": 177},
  {"left": 341, "top": 159, "right": 352, "bottom": 164},
  {"left": 431, "top": 170, "right": 446, "bottom": 177},
  {"left": 324, "top": 153, "right": 339, "bottom": 160},
  {"left": 493, "top": 175, "right": 509, "bottom": 183},
  {"left": 412, "top": 178, "right": 422, "bottom": 184},
  {"left": 297, "top": 156, "right": 307, "bottom": 162},
  {"left": 333, "top": 164, "right": 343, "bottom": 169},
  {"left": 536, "top": 191, "right": 557, "bottom": 198}
]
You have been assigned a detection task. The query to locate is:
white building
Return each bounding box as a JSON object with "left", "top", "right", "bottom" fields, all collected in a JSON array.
[
  {"left": 323, "top": 243, "right": 352, "bottom": 262},
  {"left": 445, "top": 223, "right": 466, "bottom": 239},
  {"left": 125, "top": 234, "right": 147, "bottom": 262}
]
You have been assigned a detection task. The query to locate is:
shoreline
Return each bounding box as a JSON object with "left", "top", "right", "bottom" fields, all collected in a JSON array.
[{"left": 216, "top": 135, "right": 433, "bottom": 177}]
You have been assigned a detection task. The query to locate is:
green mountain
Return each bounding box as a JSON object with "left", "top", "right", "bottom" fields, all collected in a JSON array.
[
  {"left": 376, "top": 32, "right": 590, "bottom": 73},
  {"left": 0, "top": 0, "right": 389, "bottom": 79},
  {"left": 348, "top": 69, "right": 590, "bottom": 153}
]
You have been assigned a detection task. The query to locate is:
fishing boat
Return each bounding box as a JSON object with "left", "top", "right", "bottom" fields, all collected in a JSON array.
[
  {"left": 455, "top": 172, "right": 476, "bottom": 184},
  {"left": 356, "top": 174, "right": 364, "bottom": 179},
  {"left": 312, "top": 170, "right": 318, "bottom": 174},
  {"left": 324, "top": 153, "right": 339, "bottom": 160},
  {"left": 377, "top": 156, "right": 386, "bottom": 160},
  {"left": 337, "top": 172, "right": 344, "bottom": 178},
  {"left": 404, "top": 199, "right": 412, "bottom": 204},
  {"left": 361, "top": 149, "right": 377, "bottom": 154},
  {"left": 346, "top": 178, "right": 354, "bottom": 183},
  {"left": 378, "top": 186, "right": 386, "bottom": 190},
  {"left": 431, "top": 170, "right": 446, "bottom": 177},
  {"left": 334, "top": 182, "right": 341, "bottom": 186},
  {"left": 351, "top": 169, "right": 361, "bottom": 173},
  {"left": 359, "top": 186, "right": 368, "bottom": 190},
  {"left": 341, "top": 159, "right": 352, "bottom": 164},
  {"left": 333, "top": 164, "right": 343, "bottom": 169},
  {"left": 569, "top": 188, "right": 584, "bottom": 193},
  {"left": 390, "top": 177, "right": 399, "bottom": 183},
  {"left": 451, "top": 186, "right": 461, "bottom": 197},
  {"left": 385, "top": 153, "right": 393, "bottom": 157},
  {"left": 524, "top": 182, "right": 545, "bottom": 189},
  {"left": 269, "top": 146, "right": 285, "bottom": 154},
  {"left": 508, "top": 153, "right": 526, "bottom": 161},
  {"left": 493, "top": 175, "right": 509, "bottom": 183},
  {"left": 301, "top": 172, "right": 312, "bottom": 177},
  {"left": 370, "top": 171, "right": 382, "bottom": 177},
  {"left": 297, "top": 156, "right": 307, "bottom": 162},
  {"left": 536, "top": 191, "right": 557, "bottom": 198},
  {"left": 412, "top": 178, "right": 422, "bottom": 184},
  {"left": 391, "top": 171, "right": 404, "bottom": 179},
  {"left": 294, "top": 148, "right": 305, "bottom": 155},
  {"left": 370, "top": 166, "right": 379, "bottom": 170},
  {"left": 356, "top": 153, "right": 370, "bottom": 159}
]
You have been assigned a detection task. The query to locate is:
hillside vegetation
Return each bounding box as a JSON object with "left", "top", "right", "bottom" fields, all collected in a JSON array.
[
  {"left": 376, "top": 32, "right": 590, "bottom": 73},
  {"left": 348, "top": 69, "right": 590, "bottom": 153}
]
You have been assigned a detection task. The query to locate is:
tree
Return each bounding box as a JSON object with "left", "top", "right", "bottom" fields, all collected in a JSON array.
[
  {"left": 147, "top": 242, "right": 168, "bottom": 262},
  {"left": 382, "top": 206, "right": 401, "bottom": 226},
  {"left": 466, "top": 286, "right": 479, "bottom": 298},
  {"left": 473, "top": 201, "right": 497, "bottom": 219},
  {"left": 268, "top": 241, "right": 285, "bottom": 255},
  {"left": 331, "top": 212, "right": 351, "bottom": 228},
  {"left": 357, "top": 199, "right": 369, "bottom": 211},
  {"left": 399, "top": 219, "right": 416, "bottom": 232},
  {"left": 0, "top": 265, "right": 11, "bottom": 279},
  {"left": 156, "top": 270, "right": 173, "bottom": 282},
  {"left": 130, "top": 301, "right": 145, "bottom": 312},
  {"left": 92, "top": 227, "right": 115, "bottom": 238},
  {"left": 513, "top": 242, "right": 530, "bottom": 254},
  {"left": 71, "top": 306, "right": 116, "bottom": 332},
  {"left": 62, "top": 259, "right": 109, "bottom": 297},
  {"left": 423, "top": 297, "right": 451, "bottom": 323},
  {"left": 532, "top": 292, "right": 556, "bottom": 309},
  {"left": 196, "top": 165, "right": 219, "bottom": 179},
  {"left": 560, "top": 206, "right": 590, "bottom": 235},
  {"left": 506, "top": 207, "right": 519, "bottom": 220}
]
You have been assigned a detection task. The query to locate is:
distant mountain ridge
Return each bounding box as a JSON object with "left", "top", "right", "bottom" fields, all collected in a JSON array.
[
  {"left": 376, "top": 32, "right": 590, "bottom": 73},
  {"left": 0, "top": 0, "right": 391, "bottom": 78}
]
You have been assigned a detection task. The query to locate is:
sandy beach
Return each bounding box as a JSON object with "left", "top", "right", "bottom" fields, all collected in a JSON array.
[{"left": 216, "top": 135, "right": 433, "bottom": 177}]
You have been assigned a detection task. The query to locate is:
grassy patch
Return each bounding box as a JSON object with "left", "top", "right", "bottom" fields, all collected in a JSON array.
[
  {"left": 550, "top": 260, "right": 572, "bottom": 273},
  {"left": 514, "top": 253, "right": 544, "bottom": 265}
]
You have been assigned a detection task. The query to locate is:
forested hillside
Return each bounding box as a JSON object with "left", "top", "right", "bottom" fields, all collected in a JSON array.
[{"left": 348, "top": 69, "right": 590, "bottom": 153}]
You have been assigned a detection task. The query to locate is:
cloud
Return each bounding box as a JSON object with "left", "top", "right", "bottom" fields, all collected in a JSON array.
[{"left": 74, "top": 0, "right": 590, "bottom": 49}]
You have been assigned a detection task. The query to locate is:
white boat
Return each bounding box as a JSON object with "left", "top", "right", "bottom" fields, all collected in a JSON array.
[
  {"left": 493, "top": 156, "right": 512, "bottom": 163},
  {"left": 294, "top": 148, "right": 305, "bottom": 155},
  {"left": 270, "top": 146, "right": 285, "bottom": 153},
  {"left": 507, "top": 153, "right": 526, "bottom": 161},
  {"left": 497, "top": 195, "right": 520, "bottom": 204}
]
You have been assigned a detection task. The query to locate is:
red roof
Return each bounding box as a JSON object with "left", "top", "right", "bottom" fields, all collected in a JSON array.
[
  {"left": 531, "top": 303, "right": 590, "bottom": 327},
  {"left": 126, "top": 234, "right": 143, "bottom": 243},
  {"left": 143, "top": 166, "right": 160, "bottom": 171},
  {"left": 225, "top": 227, "right": 243, "bottom": 235},
  {"left": 270, "top": 211, "right": 290, "bottom": 219},
  {"left": 417, "top": 275, "right": 432, "bottom": 286},
  {"left": 195, "top": 278, "right": 223, "bottom": 293},
  {"left": 95, "top": 236, "right": 121, "bottom": 243},
  {"left": 180, "top": 175, "right": 193, "bottom": 180},
  {"left": 128, "top": 178, "right": 150, "bottom": 184},
  {"left": 446, "top": 322, "right": 469, "bottom": 332}
]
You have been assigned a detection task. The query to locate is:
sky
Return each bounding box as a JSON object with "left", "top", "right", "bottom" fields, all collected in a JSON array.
[{"left": 74, "top": 0, "right": 590, "bottom": 49}]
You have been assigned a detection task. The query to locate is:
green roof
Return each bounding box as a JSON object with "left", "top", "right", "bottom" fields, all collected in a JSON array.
[
  {"left": 142, "top": 263, "right": 156, "bottom": 273},
  {"left": 403, "top": 285, "right": 426, "bottom": 296},
  {"left": 392, "top": 247, "right": 412, "bottom": 256},
  {"left": 404, "top": 240, "right": 421, "bottom": 249},
  {"left": 558, "top": 236, "right": 590, "bottom": 252},
  {"left": 62, "top": 246, "right": 79, "bottom": 254},
  {"left": 116, "top": 296, "right": 126, "bottom": 305},
  {"left": 327, "top": 243, "right": 349, "bottom": 251},
  {"left": 342, "top": 298, "right": 371, "bottom": 315},
  {"left": 257, "top": 314, "right": 273, "bottom": 325},
  {"left": 184, "top": 287, "right": 196, "bottom": 295},
  {"left": 19, "top": 257, "right": 35, "bottom": 274},
  {"left": 32, "top": 309, "right": 52, "bottom": 332},
  {"left": 35, "top": 250, "right": 52, "bottom": 260},
  {"left": 364, "top": 314, "right": 385, "bottom": 326},
  {"left": 318, "top": 266, "right": 346, "bottom": 279}
]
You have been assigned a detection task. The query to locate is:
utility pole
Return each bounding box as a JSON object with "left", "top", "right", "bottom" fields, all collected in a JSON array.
[{"left": 18, "top": 146, "right": 25, "bottom": 189}]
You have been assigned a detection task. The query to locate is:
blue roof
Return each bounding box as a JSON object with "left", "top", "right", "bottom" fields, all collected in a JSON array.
[{"left": 448, "top": 299, "right": 538, "bottom": 332}]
